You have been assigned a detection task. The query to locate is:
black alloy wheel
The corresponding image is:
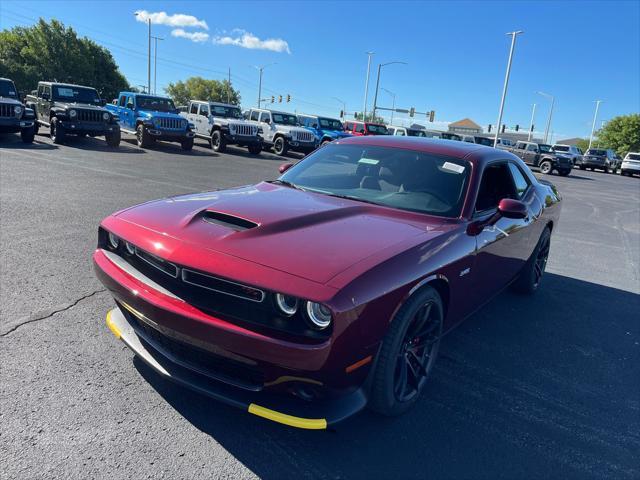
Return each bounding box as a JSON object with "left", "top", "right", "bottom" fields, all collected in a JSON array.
[{"left": 533, "top": 231, "right": 551, "bottom": 289}]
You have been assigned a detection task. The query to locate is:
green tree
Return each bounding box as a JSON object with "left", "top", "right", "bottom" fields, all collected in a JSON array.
[
  {"left": 576, "top": 138, "right": 591, "bottom": 153},
  {"left": 354, "top": 111, "right": 385, "bottom": 123},
  {"left": 594, "top": 114, "right": 640, "bottom": 157},
  {"left": 0, "top": 19, "right": 130, "bottom": 101},
  {"left": 165, "top": 77, "right": 241, "bottom": 106}
]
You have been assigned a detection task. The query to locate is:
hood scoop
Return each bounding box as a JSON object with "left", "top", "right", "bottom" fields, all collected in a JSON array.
[{"left": 202, "top": 210, "right": 258, "bottom": 231}]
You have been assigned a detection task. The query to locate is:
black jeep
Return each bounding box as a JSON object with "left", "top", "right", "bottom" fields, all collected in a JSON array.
[
  {"left": 25, "top": 82, "right": 120, "bottom": 147},
  {"left": 0, "top": 78, "right": 36, "bottom": 143}
]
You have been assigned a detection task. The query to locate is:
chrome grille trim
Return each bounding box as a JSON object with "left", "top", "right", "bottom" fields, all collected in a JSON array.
[
  {"left": 77, "top": 109, "right": 103, "bottom": 122},
  {"left": 157, "top": 117, "right": 184, "bottom": 130},
  {"left": 0, "top": 103, "right": 14, "bottom": 118},
  {"left": 292, "top": 130, "right": 315, "bottom": 143}
]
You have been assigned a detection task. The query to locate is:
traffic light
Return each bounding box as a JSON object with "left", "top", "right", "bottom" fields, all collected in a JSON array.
[
  {"left": 515, "top": 124, "right": 520, "bottom": 132},
  {"left": 286, "top": 94, "right": 291, "bottom": 102},
  {"left": 501, "top": 124, "right": 506, "bottom": 133},
  {"left": 488, "top": 124, "right": 492, "bottom": 133},
  {"left": 339, "top": 110, "right": 344, "bottom": 119},
  {"left": 271, "top": 96, "right": 274, "bottom": 103},
  {"left": 278, "top": 95, "right": 283, "bottom": 103},
  {"left": 409, "top": 107, "right": 415, "bottom": 118},
  {"left": 530, "top": 124, "right": 535, "bottom": 132},
  {"left": 429, "top": 110, "right": 435, "bottom": 122}
]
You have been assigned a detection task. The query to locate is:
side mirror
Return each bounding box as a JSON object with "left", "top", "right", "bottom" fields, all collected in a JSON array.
[
  {"left": 99, "top": 99, "right": 107, "bottom": 106},
  {"left": 497, "top": 198, "right": 528, "bottom": 219},
  {"left": 264, "top": 117, "right": 271, "bottom": 124},
  {"left": 42, "top": 93, "right": 50, "bottom": 100},
  {"left": 278, "top": 162, "right": 294, "bottom": 174}
]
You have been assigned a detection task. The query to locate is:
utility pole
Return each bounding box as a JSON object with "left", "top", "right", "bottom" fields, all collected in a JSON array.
[
  {"left": 493, "top": 30, "right": 523, "bottom": 147},
  {"left": 255, "top": 63, "right": 276, "bottom": 107},
  {"left": 151, "top": 36, "right": 163, "bottom": 94},
  {"left": 588, "top": 100, "right": 602, "bottom": 149},
  {"left": 381, "top": 87, "right": 396, "bottom": 124},
  {"left": 332, "top": 97, "right": 346, "bottom": 118},
  {"left": 227, "top": 67, "right": 231, "bottom": 104},
  {"left": 527, "top": 103, "right": 536, "bottom": 141},
  {"left": 537, "top": 91, "right": 555, "bottom": 144},
  {"left": 147, "top": 19, "right": 151, "bottom": 95},
  {"left": 372, "top": 61, "right": 407, "bottom": 119},
  {"left": 363, "top": 52, "right": 374, "bottom": 121}
]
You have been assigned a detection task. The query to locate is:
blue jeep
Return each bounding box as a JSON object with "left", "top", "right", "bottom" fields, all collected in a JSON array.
[
  {"left": 107, "top": 92, "right": 195, "bottom": 150},
  {"left": 297, "top": 114, "right": 351, "bottom": 146}
]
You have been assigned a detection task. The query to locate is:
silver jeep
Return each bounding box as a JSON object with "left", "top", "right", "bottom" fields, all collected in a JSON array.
[{"left": 246, "top": 108, "right": 319, "bottom": 156}]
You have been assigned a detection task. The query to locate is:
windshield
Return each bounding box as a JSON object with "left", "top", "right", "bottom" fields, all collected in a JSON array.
[
  {"left": 272, "top": 113, "right": 298, "bottom": 125},
  {"left": 367, "top": 124, "right": 388, "bottom": 135},
  {"left": 279, "top": 143, "right": 470, "bottom": 217},
  {"left": 0, "top": 79, "right": 18, "bottom": 97},
  {"left": 407, "top": 129, "right": 427, "bottom": 137},
  {"left": 137, "top": 96, "right": 176, "bottom": 112},
  {"left": 211, "top": 105, "right": 242, "bottom": 118},
  {"left": 553, "top": 145, "right": 570, "bottom": 152},
  {"left": 628, "top": 153, "right": 640, "bottom": 160},
  {"left": 587, "top": 149, "right": 606, "bottom": 156},
  {"left": 319, "top": 118, "right": 343, "bottom": 130},
  {"left": 539, "top": 144, "right": 553, "bottom": 153},
  {"left": 53, "top": 85, "right": 100, "bottom": 104}
]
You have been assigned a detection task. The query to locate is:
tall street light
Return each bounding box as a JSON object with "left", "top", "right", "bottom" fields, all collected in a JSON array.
[
  {"left": 151, "top": 36, "right": 164, "bottom": 94},
  {"left": 537, "top": 91, "right": 555, "bottom": 144},
  {"left": 372, "top": 61, "right": 407, "bottom": 119},
  {"left": 381, "top": 87, "right": 396, "bottom": 124},
  {"left": 255, "top": 63, "right": 276, "bottom": 107},
  {"left": 527, "top": 103, "right": 536, "bottom": 141},
  {"left": 332, "top": 96, "right": 346, "bottom": 118},
  {"left": 589, "top": 100, "right": 603, "bottom": 149},
  {"left": 362, "top": 52, "right": 374, "bottom": 121},
  {"left": 493, "top": 30, "right": 523, "bottom": 147},
  {"left": 134, "top": 13, "right": 152, "bottom": 94}
]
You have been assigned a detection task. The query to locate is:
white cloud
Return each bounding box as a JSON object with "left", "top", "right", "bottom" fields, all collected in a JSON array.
[
  {"left": 213, "top": 31, "right": 290, "bottom": 54},
  {"left": 171, "top": 29, "right": 210, "bottom": 43},
  {"left": 134, "top": 10, "right": 208, "bottom": 30}
]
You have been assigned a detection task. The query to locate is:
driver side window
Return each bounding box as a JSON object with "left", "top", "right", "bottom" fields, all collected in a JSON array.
[
  {"left": 475, "top": 163, "right": 518, "bottom": 213},
  {"left": 259, "top": 112, "right": 270, "bottom": 123},
  {"left": 250, "top": 110, "right": 259, "bottom": 121}
]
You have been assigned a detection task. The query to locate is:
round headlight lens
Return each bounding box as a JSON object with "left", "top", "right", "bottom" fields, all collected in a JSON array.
[
  {"left": 305, "top": 302, "right": 332, "bottom": 329},
  {"left": 125, "top": 242, "right": 135, "bottom": 255},
  {"left": 275, "top": 293, "right": 298, "bottom": 316},
  {"left": 14, "top": 105, "right": 22, "bottom": 116},
  {"left": 69, "top": 109, "right": 77, "bottom": 118},
  {"left": 102, "top": 112, "right": 110, "bottom": 121},
  {"left": 108, "top": 232, "right": 120, "bottom": 249}
]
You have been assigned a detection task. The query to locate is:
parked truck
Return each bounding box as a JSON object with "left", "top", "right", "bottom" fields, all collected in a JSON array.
[
  {"left": 106, "top": 92, "right": 194, "bottom": 150},
  {"left": 25, "top": 81, "right": 120, "bottom": 146},
  {"left": 506, "top": 141, "right": 573, "bottom": 176},
  {"left": 246, "top": 108, "right": 319, "bottom": 156},
  {"left": 297, "top": 114, "right": 351, "bottom": 145},
  {"left": 181, "top": 100, "right": 262, "bottom": 154},
  {"left": 0, "top": 77, "right": 36, "bottom": 143}
]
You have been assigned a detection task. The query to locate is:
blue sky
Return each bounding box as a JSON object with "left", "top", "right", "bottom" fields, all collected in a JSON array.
[{"left": 1, "top": 0, "right": 638, "bottom": 140}]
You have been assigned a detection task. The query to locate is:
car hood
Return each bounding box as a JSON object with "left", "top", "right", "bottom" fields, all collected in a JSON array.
[
  {"left": 114, "top": 182, "right": 444, "bottom": 284},
  {"left": 138, "top": 110, "right": 183, "bottom": 119},
  {"left": 55, "top": 101, "right": 106, "bottom": 111},
  {"left": 0, "top": 96, "right": 21, "bottom": 105}
]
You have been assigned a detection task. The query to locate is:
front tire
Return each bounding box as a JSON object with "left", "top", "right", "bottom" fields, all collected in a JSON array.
[
  {"left": 511, "top": 227, "right": 551, "bottom": 295},
  {"left": 273, "top": 136, "right": 288, "bottom": 156},
  {"left": 136, "top": 124, "right": 151, "bottom": 148},
  {"left": 210, "top": 130, "right": 226, "bottom": 152},
  {"left": 369, "top": 286, "right": 443, "bottom": 417},
  {"left": 248, "top": 144, "right": 262, "bottom": 155},
  {"left": 50, "top": 117, "right": 65, "bottom": 144},
  {"left": 20, "top": 128, "right": 35, "bottom": 144},
  {"left": 105, "top": 130, "right": 121, "bottom": 148},
  {"left": 539, "top": 160, "right": 552, "bottom": 175},
  {"left": 181, "top": 137, "right": 194, "bottom": 151}
]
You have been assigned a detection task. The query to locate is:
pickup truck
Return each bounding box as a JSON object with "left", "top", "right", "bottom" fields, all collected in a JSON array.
[
  {"left": 506, "top": 141, "right": 573, "bottom": 176},
  {"left": 25, "top": 81, "right": 120, "bottom": 146},
  {"left": 0, "top": 77, "right": 36, "bottom": 143},
  {"left": 297, "top": 114, "right": 351, "bottom": 145},
  {"left": 106, "top": 92, "right": 195, "bottom": 150},
  {"left": 181, "top": 100, "right": 262, "bottom": 154},
  {"left": 246, "top": 108, "right": 319, "bottom": 156}
]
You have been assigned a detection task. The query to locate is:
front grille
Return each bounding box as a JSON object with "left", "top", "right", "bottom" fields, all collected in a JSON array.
[
  {"left": 122, "top": 306, "right": 265, "bottom": 390},
  {"left": 157, "top": 117, "right": 184, "bottom": 130},
  {"left": 231, "top": 123, "right": 256, "bottom": 136},
  {"left": 292, "top": 130, "right": 315, "bottom": 143},
  {"left": 77, "top": 109, "right": 103, "bottom": 123},
  {"left": 135, "top": 248, "right": 178, "bottom": 277},
  {"left": 0, "top": 103, "right": 14, "bottom": 118}
]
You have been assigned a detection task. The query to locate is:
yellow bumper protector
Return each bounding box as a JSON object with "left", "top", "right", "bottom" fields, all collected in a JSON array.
[
  {"left": 248, "top": 404, "right": 327, "bottom": 430},
  {"left": 105, "top": 310, "right": 122, "bottom": 339}
]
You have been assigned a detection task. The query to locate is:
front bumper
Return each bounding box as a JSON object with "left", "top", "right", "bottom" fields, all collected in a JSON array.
[
  {"left": 581, "top": 158, "right": 607, "bottom": 168},
  {"left": 0, "top": 118, "right": 34, "bottom": 132},
  {"left": 223, "top": 132, "right": 262, "bottom": 145},
  {"left": 147, "top": 127, "right": 195, "bottom": 140},
  {"left": 289, "top": 140, "right": 319, "bottom": 153},
  {"left": 55, "top": 120, "right": 119, "bottom": 135}
]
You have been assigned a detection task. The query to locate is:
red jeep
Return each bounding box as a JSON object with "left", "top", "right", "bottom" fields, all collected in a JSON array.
[{"left": 343, "top": 120, "right": 388, "bottom": 136}]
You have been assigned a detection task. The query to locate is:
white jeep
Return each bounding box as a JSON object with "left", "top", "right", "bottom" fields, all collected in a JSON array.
[
  {"left": 246, "top": 108, "right": 319, "bottom": 156},
  {"left": 182, "top": 100, "right": 262, "bottom": 154}
]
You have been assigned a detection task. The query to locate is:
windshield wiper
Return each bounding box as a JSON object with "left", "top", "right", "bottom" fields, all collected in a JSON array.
[
  {"left": 268, "top": 179, "right": 306, "bottom": 191},
  {"left": 321, "top": 192, "right": 384, "bottom": 207}
]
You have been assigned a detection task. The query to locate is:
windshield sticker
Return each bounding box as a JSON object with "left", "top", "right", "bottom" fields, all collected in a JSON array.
[
  {"left": 57, "top": 88, "right": 75, "bottom": 97},
  {"left": 442, "top": 162, "right": 465, "bottom": 174},
  {"left": 358, "top": 157, "right": 380, "bottom": 165}
]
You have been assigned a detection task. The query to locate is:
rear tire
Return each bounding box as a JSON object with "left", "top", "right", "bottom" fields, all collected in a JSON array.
[
  {"left": 210, "top": 130, "right": 226, "bottom": 152},
  {"left": 539, "top": 160, "right": 552, "bottom": 175},
  {"left": 369, "top": 286, "right": 443, "bottom": 417},
  {"left": 558, "top": 169, "right": 571, "bottom": 177},
  {"left": 50, "top": 117, "right": 65, "bottom": 144},
  {"left": 273, "top": 136, "right": 288, "bottom": 156},
  {"left": 511, "top": 227, "right": 551, "bottom": 295}
]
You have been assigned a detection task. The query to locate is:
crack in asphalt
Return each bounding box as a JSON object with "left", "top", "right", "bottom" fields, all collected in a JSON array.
[{"left": 0, "top": 289, "right": 107, "bottom": 337}]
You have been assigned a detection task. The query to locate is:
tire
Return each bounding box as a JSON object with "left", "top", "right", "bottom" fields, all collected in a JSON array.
[
  {"left": 539, "top": 160, "right": 552, "bottom": 175},
  {"left": 321, "top": 139, "right": 332, "bottom": 147},
  {"left": 580, "top": 165, "right": 586, "bottom": 170},
  {"left": 105, "top": 130, "right": 121, "bottom": 148},
  {"left": 50, "top": 117, "right": 65, "bottom": 144},
  {"left": 369, "top": 286, "right": 443, "bottom": 417},
  {"left": 136, "top": 124, "right": 151, "bottom": 148},
  {"left": 248, "top": 144, "right": 262, "bottom": 155},
  {"left": 511, "top": 227, "right": 551, "bottom": 295},
  {"left": 604, "top": 165, "right": 611, "bottom": 174},
  {"left": 181, "top": 138, "right": 194, "bottom": 151},
  {"left": 20, "top": 127, "right": 35, "bottom": 144},
  {"left": 273, "top": 136, "right": 288, "bottom": 156},
  {"left": 558, "top": 169, "right": 571, "bottom": 177},
  {"left": 33, "top": 121, "right": 40, "bottom": 136},
  {"left": 210, "top": 130, "right": 226, "bottom": 152}
]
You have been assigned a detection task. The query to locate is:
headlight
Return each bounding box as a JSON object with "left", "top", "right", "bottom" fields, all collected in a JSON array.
[
  {"left": 69, "top": 109, "right": 77, "bottom": 118},
  {"left": 305, "top": 302, "right": 332, "bottom": 329},
  {"left": 102, "top": 112, "right": 110, "bottom": 121},
  {"left": 125, "top": 242, "right": 135, "bottom": 255},
  {"left": 14, "top": 105, "right": 22, "bottom": 116},
  {"left": 108, "top": 232, "right": 120, "bottom": 249},
  {"left": 275, "top": 293, "right": 299, "bottom": 316},
  {"left": 257, "top": 127, "right": 263, "bottom": 134}
]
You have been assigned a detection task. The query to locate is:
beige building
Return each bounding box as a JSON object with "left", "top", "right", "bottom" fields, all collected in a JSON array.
[{"left": 448, "top": 118, "right": 483, "bottom": 135}]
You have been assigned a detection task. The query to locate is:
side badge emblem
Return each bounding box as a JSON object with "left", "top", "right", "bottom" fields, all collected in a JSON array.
[{"left": 459, "top": 268, "right": 471, "bottom": 277}]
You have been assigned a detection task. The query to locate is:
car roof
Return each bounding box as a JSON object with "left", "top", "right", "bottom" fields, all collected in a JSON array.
[
  {"left": 40, "top": 81, "right": 96, "bottom": 89},
  {"left": 197, "top": 101, "right": 237, "bottom": 107},
  {"left": 120, "top": 91, "right": 171, "bottom": 99},
  {"left": 0, "top": 77, "right": 14, "bottom": 82}
]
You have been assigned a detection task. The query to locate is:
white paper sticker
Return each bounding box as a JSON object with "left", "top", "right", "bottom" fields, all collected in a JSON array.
[
  {"left": 358, "top": 157, "right": 379, "bottom": 165},
  {"left": 442, "top": 162, "right": 465, "bottom": 174},
  {"left": 57, "top": 87, "right": 75, "bottom": 97}
]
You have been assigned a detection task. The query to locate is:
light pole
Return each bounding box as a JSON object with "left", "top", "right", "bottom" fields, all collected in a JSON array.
[
  {"left": 332, "top": 96, "right": 346, "bottom": 118},
  {"left": 537, "top": 91, "right": 554, "bottom": 144},
  {"left": 527, "top": 103, "right": 536, "bottom": 141},
  {"left": 151, "top": 36, "right": 164, "bottom": 94},
  {"left": 255, "top": 63, "right": 276, "bottom": 107},
  {"left": 372, "top": 61, "right": 407, "bottom": 119},
  {"left": 588, "top": 100, "right": 602, "bottom": 149},
  {"left": 493, "top": 30, "right": 523, "bottom": 147},
  {"left": 363, "top": 52, "right": 374, "bottom": 121},
  {"left": 134, "top": 13, "right": 152, "bottom": 95},
  {"left": 381, "top": 87, "right": 396, "bottom": 124}
]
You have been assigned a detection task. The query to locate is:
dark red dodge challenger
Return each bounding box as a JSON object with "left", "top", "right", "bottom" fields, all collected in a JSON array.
[{"left": 94, "top": 136, "right": 561, "bottom": 429}]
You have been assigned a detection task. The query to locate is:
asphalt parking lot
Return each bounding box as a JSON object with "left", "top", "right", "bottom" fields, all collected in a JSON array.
[{"left": 1, "top": 133, "right": 639, "bottom": 480}]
